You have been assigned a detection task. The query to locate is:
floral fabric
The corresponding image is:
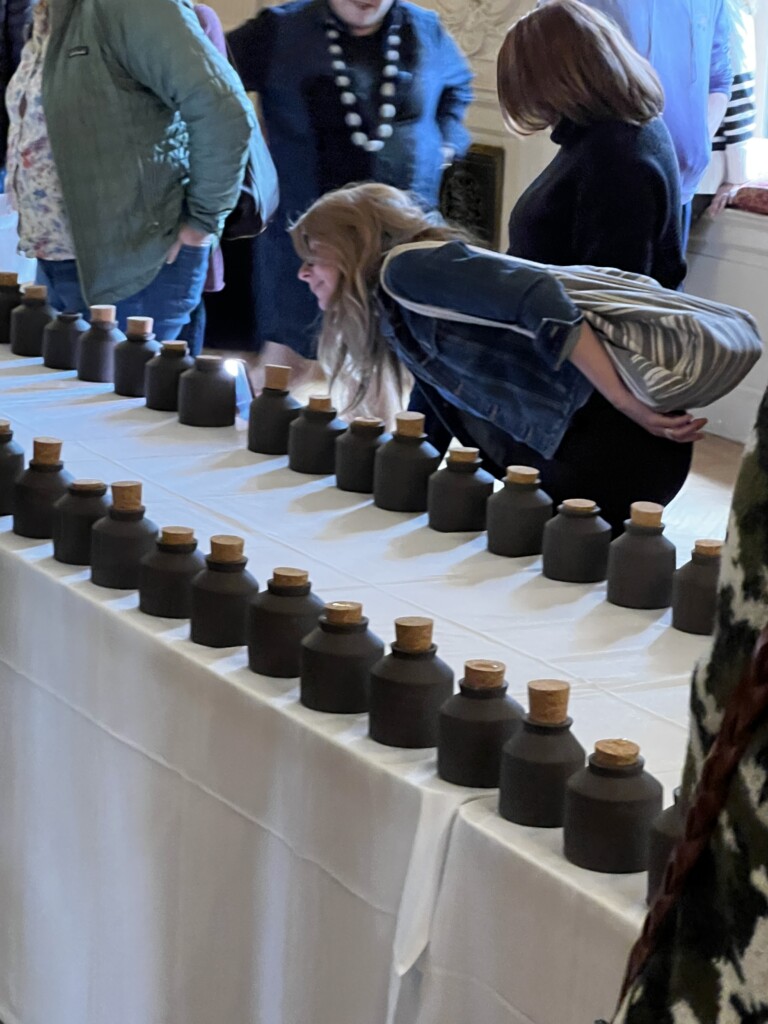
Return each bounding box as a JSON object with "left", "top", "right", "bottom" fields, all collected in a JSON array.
[{"left": 6, "top": 0, "right": 75, "bottom": 260}]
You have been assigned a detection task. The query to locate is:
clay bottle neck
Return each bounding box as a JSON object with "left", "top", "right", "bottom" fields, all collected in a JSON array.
[
  {"left": 195, "top": 360, "right": 224, "bottom": 375},
  {"left": 109, "top": 507, "right": 145, "bottom": 522},
  {"left": 320, "top": 617, "right": 369, "bottom": 634},
  {"left": 561, "top": 508, "right": 598, "bottom": 520},
  {"left": 390, "top": 642, "right": 437, "bottom": 661},
  {"left": 458, "top": 683, "right": 508, "bottom": 699},
  {"left": 205, "top": 555, "right": 247, "bottom": 572},
  {"left": 70, "top": 487, "right": 107, "bottom": 498},
  {"left": 303, "top": 409, "right": 335, "bottom": 424},
  {"left": 23, "top": 298, "right": 46, "bottom": 308},
  {"left": 157, "top": 540, "right": 197, "bottom": 555},
  {"left": 29, "top": 460, "right": 63, "bottom": 473},
  {"left": 0, "top": 432, "right": 13, "bottom": 444},
  {"left": 506, "top": 480, "right": 540, "bottom": 492},
  {"left": 587, "top": 754, "right": 645, "bottom": 778},
  {"left": 263, "top": 386, "right": 289, "bottom": 397},
  {"left": 127, "top": 331, "right": 156, "bottom": 343},
  {"left": 57, "top": 312, "right": 84, "bottom": 324},
  {"left": 447, "top": 462, "right": 480, "bottom": 475},
  {"left": 523, "top": 715, "right": 573, "bottom": 734},
  {"left": 691, "top": 552, "right": 720, "bottom": 567},
  {"left": 351, "top": 424, "right": 385, "bottom": 438},
  {"left": 267, "top": 581, "right": 311, "bottom": 597},
  {"left": 91, "top": 320, "right": 117, "bottom": 332},
  {"left": 161, "top": 349, "right": 186, "bottom": 360},
  {"left": 625, "top": 521, "right": 665, "bottom": 536},
  {"left": 393, "top": 433, "right": 425, "bottom": 446}
]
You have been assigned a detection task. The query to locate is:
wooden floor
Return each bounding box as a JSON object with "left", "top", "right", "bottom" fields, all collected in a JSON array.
[{"left": 665, "top": 433, "right": 743, "bottom": 554}]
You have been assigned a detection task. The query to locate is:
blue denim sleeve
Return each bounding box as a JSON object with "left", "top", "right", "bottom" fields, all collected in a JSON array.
[{"left": 381, "top": 242, "right": 583, "bottom": 370}]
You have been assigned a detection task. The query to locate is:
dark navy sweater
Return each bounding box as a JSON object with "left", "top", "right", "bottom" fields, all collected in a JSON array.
[{"left": 507, "top": 117, "right": 686, "bottom": 289}]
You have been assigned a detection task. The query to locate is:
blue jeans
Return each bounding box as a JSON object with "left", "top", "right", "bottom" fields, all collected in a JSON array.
[
  {"left": 680, "top": 201, "right": 693, "bottom": 251},
  {"left": 36, "top": 245, "right": 210, "bottom": 354}
]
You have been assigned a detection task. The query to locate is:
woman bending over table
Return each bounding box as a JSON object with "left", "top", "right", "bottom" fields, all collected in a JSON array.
[{"left": 291, "top": 183, "right": 708, "bottom": 533}]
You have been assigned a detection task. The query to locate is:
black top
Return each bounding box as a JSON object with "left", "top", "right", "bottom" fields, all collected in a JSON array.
[{"left": 507, "top": 117, "right": 686, "bottom": 289}]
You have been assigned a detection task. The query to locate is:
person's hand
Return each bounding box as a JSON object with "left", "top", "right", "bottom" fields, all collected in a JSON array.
[
  {"left": 708, "top": 182, "right": 739, "bottom": 217},
  {"left": 166, "top": 225, "right": 213, "bottom": 264},
  {"left": 613, "top": 388, "right": 708, "bottom": 442}
]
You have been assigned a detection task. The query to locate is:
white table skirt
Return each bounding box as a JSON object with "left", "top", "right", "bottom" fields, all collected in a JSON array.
[{"left": 0, "top": 351, "right": 712, "bottom": 1024}]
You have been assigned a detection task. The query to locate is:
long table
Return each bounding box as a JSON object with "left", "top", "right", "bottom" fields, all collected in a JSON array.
[{"left": 0, "top": 350, "right": 713, "bottom": 1024}]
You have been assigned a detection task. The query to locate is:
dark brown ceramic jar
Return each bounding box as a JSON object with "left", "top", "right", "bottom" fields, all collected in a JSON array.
[
  {"left": 42, "top": 311, "right": 89, "bottom": 370},
  {"left": 52, "top": 479, "right": 110, "bottom": 565},
  {"left": 10, "top": 283, "right": 55, "bottom": 357},
  {"left": 437, "top": 660, "right": 524, "bottom": 787},
  {"left": 542, "top": 498, "right": 612, "bottom": 583},
  {"left": 145, "top": 341, "right": 195, "bottom": 411},
  {"left": 0, "top": 419, "right": 24, "bottom": 516},
  {"left": 13, "top": 437, "right": 73, "bottom": 538},
  {"left": 672, "top": 539, "right": 722, "bottom": 636},
  {"left": 369, "top": 617, "right": 455, "bottom": 748},
  {"left": 499, "top": 679, "right": 586, "bottom": 827},
  {"left": 335, "top": 417, "right": 390, "bottom": 494},
  {"left": 91, "top": 482, "right": 159, "bottom": 589},
  {"left": 607, "top": 502, "right": 676, "bottom": 610},
  {"left": 248, "top": 567, "right": 325, "bottom": 677},
  {"left": 114, "top": 316, "right": 161, "bottom": 397},
  {"left": 373, "top": 412, "right": 441, "bottom": 513},
  {"left": 0, "top": 272, "right": 22, "bottom": 345},
  {"left": 288, "top": 395, "right": 348, "bottom": 474},
  {"left": 189, "top": 535, "right": 259, "bottom": 647},
  {"left": 139, "top": 526, "right": 207, "bottom": 618},
  {"left": 563, "top": 739, "right": 663, "bottom": 873},
  {"left": 487, "top": 465, "right": 553, "bottom": 557},
  {"left": 77, "top": 305, "right": 126, "bottom": 383},
  {"left": 427, "top": 447, "right": 494, "bottom": 533},
  {"left": 248, "top": 364, "right": 302, "bottom": 455},
  {"left": 300, "top": 601, "right": 385, "bottom": 713}
]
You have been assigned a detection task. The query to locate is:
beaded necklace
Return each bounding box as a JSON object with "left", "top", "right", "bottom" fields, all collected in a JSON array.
[{"left": 324, "top": 6, "right": 403, "bottom": 152}]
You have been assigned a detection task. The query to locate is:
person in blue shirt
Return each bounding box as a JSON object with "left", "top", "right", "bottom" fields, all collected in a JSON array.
[
  {"left": 291, "top": 182, "right": 706, "bottom": 532},
  {"left": 223, "top": 0, "right": 472, "bottom": 380},
  {"left": 582, "top": 0, "right": 733, "bottom": 246}
]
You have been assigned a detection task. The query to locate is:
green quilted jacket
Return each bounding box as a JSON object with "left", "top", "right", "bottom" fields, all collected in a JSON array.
[{"left": 43, "top": 0, "right": 255, "bottom": 304}]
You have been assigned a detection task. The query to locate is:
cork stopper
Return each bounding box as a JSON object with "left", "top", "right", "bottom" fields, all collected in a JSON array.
[
  {"left": 562, "top": 498, "right": 597, "bottom": 514},
  {"left": 24, "top": 284, "right": 47, "bottom": 301},
  {"left": 325, "top": 601, "right": 363, "bottom": 625},
  {"left": 272, "top": 567, "right": 310, "bottom": 588},
  {"left": 394, "top": 616, "right": 433, "bottom": 652},
  {"left": 161, "top": 526, "right": 195, "bottom": 546},
  {"left": 126, "top": 316, "right": 154, "bottom": 336},
  {"left": 32, "top": 437, "right": 62, "bottom": 464},
  {"left": 695, "top": 539, "right": 722, "bottom": 558},
  {"left": 111, "top": 481, "right": 143, "bottom": 511},
  {"left": 264, "top": 364, "right": 291, "bottom": 391},
  {"left": 70, "top": 479, "right": 106, "bottom": 493},
  {"left": 352, "top": 416, "right": 385, "bottom": 430},
  {"left": 195, "top": 354, "right": 222, "bottom": 368},
  {"left": 0, "top": 272, "right": 18, "bottom": 287},
  {"left": 162, "top": 341, "right": 188, "bottom": 355},
  {"left": 463, "top": 659, "right": 506, "bottom": 689},
  {"left": 593, "top": 739, "right": 640, "bottom": 768},
  {"left": 308, "top": 394, "right": 333, "bottom": 412},
  {"left": 506, "top": 465, "right": 540, "bottom": 485},
  {"left": 448, "top": 446, "right": 480, "bottom": 464},
  {"left": 395, "top": 412, "right": 425, "bottom": 438},
  {"left": 90, "top": 304, "right": 116, "bottom": 323},
  {"left": 631, "top": 501, "right": 663, "bottom": 528},
  {"left": 0, "top": 419, "right": 10, "bottom": 433},
  {"left": 210, "top": 535, "right": 244, "bottom": 562},
  {"left": 528, "top": 679, "right": 570, "bottom": 724}
]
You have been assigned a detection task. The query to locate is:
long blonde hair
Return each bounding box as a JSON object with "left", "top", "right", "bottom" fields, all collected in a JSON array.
[
  {"left": 497, "top": 0, "right": 664, "bottom": 135},
  {"left": 290, "top": 183, "right": 462, "bottom": 413}
]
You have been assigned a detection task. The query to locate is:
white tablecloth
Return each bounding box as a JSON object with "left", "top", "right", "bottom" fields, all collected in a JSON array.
[{"left": 0, "top": 351, "right": 713, "bottom": 1024}]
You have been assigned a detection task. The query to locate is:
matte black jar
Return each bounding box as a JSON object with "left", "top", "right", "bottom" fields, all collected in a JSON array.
[
  {"left": 428, "top": 447, "right": 494, "bottom": 533},
  {"left": 369, "top": 617, "right": 455, "bottom": 748},
  {"left": 178, "top": 355, "right": 236, "bottom": 427},
  {"left": 77, "top": 305, "right": 126, "bottom": 383},
  {"left": 563, "top": 739, "right": 663, "bottom": 873},
  {"left": 373, "top": 412, "right": 441, "bottom": 513},
  {"left": 114, "top": 316, "right": 161, "bottom": 397},
  {"left": 335, "top": 417, "right": 390, "bottom": 494},
  {"left": 0, "top": 419, "right": 24, "bottom": 516},
  {"left": 542, "top": 498, "right": 612, "bottom": 583},
  {"left": 248, "top": 567, "right": 325, "bottom": 677},
  {"left": 288, "top": 395, "right": 347, "bottom": 475},
  {"left": 52, "top": 479, "right": 110, "bottom": 565},
  {"left": 647, "top": 786, "right": 686, "bottom": 905},
  {"left": 487, "top": 465, "right": 553, "bottom": 557},
  {"left": 0, "top": 272, "right": 22, "bottom": 345},
  {"left": 144, "top": 341, "right": 195, "bottom": 411},
  {"left": 437, "top": 660, "right": 523, "bottom": 787},
  {"left": 300, "top": 601, "right": 385, "bottom": 713},
  {"left": 42, "top": 311, "right": 89, "bottom": 370},
  {"left": 139, "top": 526, "right": 206, "bottom": 618},
  {"left": 607, "top": 502, "right": 676, "bottom": 610},
  {"left": 13, "top": 437, "right": 73, "bottom": 538},
  {"left": 499, "top": 679, "right": 585, "bottom": 827},
  {"left": 248, "top": 364, "right": 301, "bottom": 455},
  {"left": 90, "top": 482, "right": 159, "bottom": 589},
  {"left": 190, "top": 535, "right": 259, "bottom": 648},
  {"left": 672, "top": 540, "right": 722, "bottom": 636},
  {"left": 10, "top": 284, "right": 55, "bottom": 357}
]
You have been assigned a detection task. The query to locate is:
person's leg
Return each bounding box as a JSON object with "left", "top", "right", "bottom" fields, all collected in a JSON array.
[
  {"left": 36, "top": 259, "right": 89, "bottom": 315},
  {"left": 178, "top": 299, "right": 207, "bottom": 356},
  {"left": 115, "top": 244, "right": 209, "bottom": 342}
]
